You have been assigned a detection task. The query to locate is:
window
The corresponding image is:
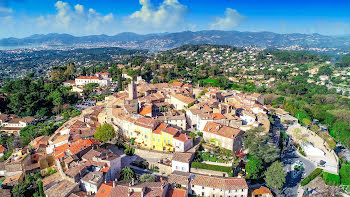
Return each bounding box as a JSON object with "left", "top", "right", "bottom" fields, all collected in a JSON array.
[
  {"left": 168, "top": 140, "right": 170, "bottom": 144},
  {"left": 202, "top": 192, "right": 204, "bottom": 196},
  {"left": 182, "top": 167, "right": 185, "bottom": 171},
  {"left": 202, "top": 187, "right": 204, "bottom": 189},
  {"left": 241, "top": 189, "right": 244, "bottom": 192},
  {"left": 153, "top": 138, "right": 155, "bottom": 141},
  {"left": 176, "top": 166, "right": 178, "bottom": 169},
  {"left": 158, "top": 139, "right": 160, "bottom": 142}
]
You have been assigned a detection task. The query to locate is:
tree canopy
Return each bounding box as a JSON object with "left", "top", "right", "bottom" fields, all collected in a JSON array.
[
  {"left": 94, "top": 123, "right": 116, "bottom": 142},
  {"left": 264, "top": 161, "right": 286, "bottom": 190}
]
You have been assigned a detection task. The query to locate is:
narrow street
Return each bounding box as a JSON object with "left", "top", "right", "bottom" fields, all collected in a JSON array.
[{"left": 281, "top": 143, "right": 316, "bottom": 197}]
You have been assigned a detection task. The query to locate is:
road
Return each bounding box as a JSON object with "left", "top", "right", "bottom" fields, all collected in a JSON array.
[{"left": 281, "top": 143, "right": 316, "bottom": 197}]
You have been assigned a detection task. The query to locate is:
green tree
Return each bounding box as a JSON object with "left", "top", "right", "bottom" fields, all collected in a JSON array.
[
  {"left": 245, "top": 157, "right": 263, "bottom": 179},
  {"left": 94, "top": 123, "right": 116, "bottom": 142},
  {"left": 139, "top": 174, "right": 155, "bottom": 182},
  {"left": 83, "top": 83, "right": 99, "bottom": 97},
  {"left": 121, "top": 167, "right": 135, "bottom": 182},
  {"left": 264, "top": 161, "right": 286, "bottom": 190},
  {"left": 244, "top": 127, "right": 279, "bottom": 163}
]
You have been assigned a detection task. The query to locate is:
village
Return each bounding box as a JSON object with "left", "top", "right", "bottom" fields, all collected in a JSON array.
[{"left": 0, "top": 70, "right": 343, "bottom": 197}]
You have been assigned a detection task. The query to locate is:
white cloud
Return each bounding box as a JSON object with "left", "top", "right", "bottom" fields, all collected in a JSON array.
[
  {"left": 74, "top": 4, "right": 84, "bottom": 14},
  {"left": 0, "top": 7, "right": 12, "bottom": 15},
  {"left": 124, "top": 0, "right": 192, "bottom": 33},
  {"left": 209, "top": 8, "right": 245, "bottom": 30}
]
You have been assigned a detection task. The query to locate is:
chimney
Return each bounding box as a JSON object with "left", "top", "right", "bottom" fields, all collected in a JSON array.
[
  {"left": 131, "top": 178, "right": 135, "bottom": 186},
  {"left": 113, "top": 180, "right": 116, "bottom": 188}
]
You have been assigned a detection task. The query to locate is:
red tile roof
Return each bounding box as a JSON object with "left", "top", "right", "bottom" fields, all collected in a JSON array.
[
  {"left": 140, "top": 105, "right": 152, "bottom": 115},
  {"left": 163, "top": 127, "right": 179, "bottom": 136},
  {"left": 166, "top": 188, "right": 186, "bottom": 197},
  {"left": 173, "top": 133, "right": 192, "bottom": 142},
  {"left": 172, "top": 81, "right": 183, "bottom": 87},
  {"left": 203, "top": 122, "right": 243, "bottom": 139},
  {"left": 252, "top": 186, "right": 272, "bottom": 195},
  {"left": 190, "top": 174, "right": 248, "bottom": 190},
  {"left": 0, "top": 145, "right": 6, "bottom": 153},
  {"left": 153, "top": 123, "right": 168, "bottom": 134},
  {"left": 76, "top": 76, "right": 100, "bottom": 80},
  {"left": 135, "top": 117, "right": 158, "bottom": 129},
  {"left": 211, "top": 113, "right": 226, "bottom": 120},
  {"left": 95, "top": 183, "right": 113, "bottom": 197}
]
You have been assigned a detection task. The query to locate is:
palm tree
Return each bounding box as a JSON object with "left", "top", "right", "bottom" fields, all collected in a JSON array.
[{"left": 121, "top": 167, "right": 135, "bottom": 182}]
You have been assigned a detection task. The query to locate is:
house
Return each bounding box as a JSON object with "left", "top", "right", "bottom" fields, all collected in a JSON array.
[
  {"left": 202, "top": 122, "right": 244, "bottom": 153},
  {"left": 0, "top": 114, "right": 35, "bottom": 135},
  {"left": 75, "top": 76, "right": 111, "bottom": 87},
  {"left": 152, "top": 124, "right": 193, "bottom": 152},
  {"left": 173, "top": 133, "right": 193, "bottom": 152},
  {"left": 196, "top": 113, "right": 213, "bottom": 131},
  {"left": 168, "top": 171, "right": 190, "bottom": 189},
  {"left": 45, "top": 179, "right": 79, "bottom": 197},
  {"left": 250, "top": 186, "right": 273, "bottom": 197},
  {"left": 170, "top": 94, "right": 196, "bottom": 110},
  {"left": 82, "top": 148, "right": 122, "bottom": 181},
  {"left": 80, "top": 171, "right": 104, "bottom": 195},
  {"left": 171, "top": 152, "right": 194, "bottom": 172},
  {"left": 0, "top": 145, "right": 7, "bottom": 157},
  {"left": 134, "top": 117, "right": 159, "bottom": 149},
  {"left": 96, "top": 181, "right": 169, "bottom": 197},
  {"left": 166, "top": 188, "right": 187, "bottom": 197},
  {"left": 157, "top": 115, "right": 187, "bottom": 130},
  {"left": 1, "top": 172, "right": 24, "bottom": 188},
  {"left": 189, "top": 174, "right": 248, "bottom": 197},
  {"left": 186, "top": 108, "right": 203, "bottom": 128}
]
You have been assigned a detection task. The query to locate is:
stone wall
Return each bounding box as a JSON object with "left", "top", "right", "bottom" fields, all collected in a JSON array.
[
  {"left": 134, "top": 148, "right": 173, "bottom": 160},
  {"left": 190, "top": 167, "right": 229, "bottom": 177}
]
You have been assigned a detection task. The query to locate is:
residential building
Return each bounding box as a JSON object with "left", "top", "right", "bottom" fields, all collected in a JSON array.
[
  {"left": 170, "top": 94, "right": 196, "bottom": 110},
  {"left": 189, "top": 174, "right": 248, "bottom": 197},
  {"left": 171, "top": 152, "right": 194, "bottom": 172},
  {"left": 75, "top": 76, "right": 111, "bottom": 87},
  {"left": 202, "top": 122, "right": 244, "bottom": 153}
]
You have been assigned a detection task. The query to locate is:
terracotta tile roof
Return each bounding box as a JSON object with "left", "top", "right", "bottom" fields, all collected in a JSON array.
[
  {"left": 189, "top": 108, "right": 203, "bottom": 115},
  {"left": 172, "top": 81, "right": 183, "bottom": 87},
  {"left": 171, "top": 94, "right": 196, "bottom": 105},
  {"left": 153, "top": 123, "right": 168, "bottom": 134},
  {"left": 172, "top": 152, "right": 193, "bottom": 163},
  {"left": 140, "top": 105, "right": 152, "bottom": 115},
  {"left": 203, "top": 122, "right": 243, "bottom": 139},
  {"left": 163, "top": 127, "right": 179, "bottom": 136},
  {"left": 252, "top": 186, "right": 272, "bottom": 196},
  {"left": 101, "top": 166, "right": 110, "bottom": 173},
  {"left": 0, "top": 145, "right": 6, "bottom": 153},
  {"left": 190, "top": 174, "right": 248, "bottom": 190},
  {"left": 166, "top": 188, "right": 186, "bottom": 197},
  {"left": 182, "top": 84, "right": 192, "bottom": 88},
  {"left": 173, "top": 133, "right": 192, "bottom": 142},
  {"left": 76, "top": 76, "right": 100, "bottom": 80},
  {"left": 95, "top": 183, "right": 113, "bottom": 197},
  {"left": 135, "top": 117, "right": 159, "bottom": 129},
  {"left": 168, "top": 171, "right": 190, "bottom": 185},
  {"left": 54, "top": 143, "right": 69, "bottom": 159},
  {"left": 68, "top": 139, "right": 93, "bottom": 155},
  {"left": 211, "top": 113, "right": 226, "bottom": 120}
]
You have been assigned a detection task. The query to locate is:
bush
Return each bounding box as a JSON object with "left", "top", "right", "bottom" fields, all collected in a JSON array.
[
  {"left": 191, "top": 162, "right": 232, "bottom": 173},
  {"left": 197, "top": 132, "right": 203, "bottom": 137},
  {"left": 139, "top": 174, "right": 155, "bottom": 182},
  {"left": 340, "top": 164, "right": 350, "bottom": 185},
  {"left": 321, "top": 172, "right": 340, "bottom": 186},
  {"left": 301, "top": 168, "right": 323, "bottom": 186}
]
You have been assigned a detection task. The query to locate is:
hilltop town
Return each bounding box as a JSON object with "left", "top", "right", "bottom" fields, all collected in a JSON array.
[{"left": 0, "top": 45, "right": 350, "bottom": 197}]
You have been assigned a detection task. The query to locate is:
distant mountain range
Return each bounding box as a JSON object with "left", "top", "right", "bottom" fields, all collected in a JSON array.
[{"left": 1, "top": 30, "right": 350, "bottom": 51}]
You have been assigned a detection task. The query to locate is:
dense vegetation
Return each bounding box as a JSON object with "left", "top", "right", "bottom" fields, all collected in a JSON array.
[
  {"left": 1, "top": 75, "right": 78, "bottom": 117},
  {"left": 301, "top": 168, "right": 323, "bottom": 186}
]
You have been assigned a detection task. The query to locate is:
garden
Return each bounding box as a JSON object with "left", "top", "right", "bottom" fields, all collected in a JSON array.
[{"left": 195, "top": 144, "right": 234, "bottom": 164}]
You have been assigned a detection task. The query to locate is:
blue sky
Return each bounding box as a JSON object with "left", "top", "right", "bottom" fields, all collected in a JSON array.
[{"left": 0, "top": 0, "right": 350, "bottom": 38}]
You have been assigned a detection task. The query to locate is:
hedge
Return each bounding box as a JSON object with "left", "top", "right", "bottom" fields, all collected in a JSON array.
[
  {"left": 340, "top": 164, "right": 350, "bottom": 185},
  {"left": 192, "top": 162, "right": 232, "bottom": 173},
  {"left": 322, "top": 172, "right": 340, "bottom": 186},
  {"left": 301, "top": 168, "right": 323, "bottom": 186}
]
